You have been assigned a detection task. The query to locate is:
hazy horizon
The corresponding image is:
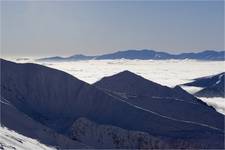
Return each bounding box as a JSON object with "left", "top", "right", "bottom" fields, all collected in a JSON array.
[
  {"left": 1, "top": 1, "right": 224, "bottom": 57},
  {"left": 2, "top": 49, "right": 225, "bottom": 59}
]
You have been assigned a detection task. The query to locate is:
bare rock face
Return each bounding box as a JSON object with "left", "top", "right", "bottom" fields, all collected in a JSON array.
[{"left": 69, "top": 117, "right": 165, "bottom": 149}]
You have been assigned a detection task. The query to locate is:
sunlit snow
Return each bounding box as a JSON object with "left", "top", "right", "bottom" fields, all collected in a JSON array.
[{"left": 0, "top": 126, "right": 55, "bottom": 150}]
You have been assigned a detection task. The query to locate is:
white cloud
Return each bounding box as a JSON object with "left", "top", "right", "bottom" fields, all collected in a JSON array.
[
  {"left": 11, "top": 58, "right": 225, "bottom": 115},
  {"left": 198, "top": 97, "right": 225, "bottom": 115}
]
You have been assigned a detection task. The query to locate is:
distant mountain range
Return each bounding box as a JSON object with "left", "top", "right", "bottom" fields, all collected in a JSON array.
[
  {"left": 37, "top": 50, "right": 225, "bottom": 61},
  {"left": 1, "top": 59, "right": 224, "bottom": 149},
  {"left": 183, "top": 72, "right": 225, "bottom": 98}
]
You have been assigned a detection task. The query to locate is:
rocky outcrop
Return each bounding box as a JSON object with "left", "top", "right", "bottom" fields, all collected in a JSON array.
[
  {"left": 69, "top": 118, "right": 164, "bottom": 149},
  {"left": 69, "top": 118, "right": 219, "bottom": 149}
]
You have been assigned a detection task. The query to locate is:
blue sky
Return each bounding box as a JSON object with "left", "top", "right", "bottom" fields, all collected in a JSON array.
[{"left": 1, "top": 1, "right": 224, "bottom": 57}]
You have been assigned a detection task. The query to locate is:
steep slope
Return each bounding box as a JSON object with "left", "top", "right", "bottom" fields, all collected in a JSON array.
[
  {"left": 183, "top": 72, "right": 224, "bottom": 97},
  {"left": 69, "top": 117, "right": 220, "bottom": 149},
  {"left": 69, "top": 117, "right": 166, "bottom": 149},
  {"left": 1, "top": 59, "right": 224, "bottom": 148},
  {"left": 94, "top": 71, "right": 202, "bottom": 103},
  {"left": 0, "top": 97, "right": 88, "bottom": 149},
  {"left": 94, "top": 71, "right": 224, "bottom": 130},
  {"left": 195, "top": 80, "right": 224, "bottom": 97},
  {"left": 183, "top": 72, "right": 224, "bottom": 87}
]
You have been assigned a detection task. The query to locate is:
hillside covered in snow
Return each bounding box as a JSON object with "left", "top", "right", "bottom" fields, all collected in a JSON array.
[
  {"left": 0, "top": 59, "right": 224, "bottom": 149},
  {"left": 0, "top": 127, "right": 55, "bottom": 150}
]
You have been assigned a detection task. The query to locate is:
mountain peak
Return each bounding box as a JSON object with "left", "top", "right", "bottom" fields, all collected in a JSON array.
[
  {"left": 94, "top": 70, "right": 173, "bottom": 98},
  {"left": 114, "top": 70, "right": 138, "bottom": 76},
  {"left": 97, "top": 70, "right": 151, "bottom": 85}
]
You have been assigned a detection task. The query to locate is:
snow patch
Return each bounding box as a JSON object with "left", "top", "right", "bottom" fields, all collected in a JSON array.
[
  {"left": 0, "top": 126, "right": 56, "bottom": 150},
  {"left": 180, "top": 86, "right": 203, "bottom": 94}
]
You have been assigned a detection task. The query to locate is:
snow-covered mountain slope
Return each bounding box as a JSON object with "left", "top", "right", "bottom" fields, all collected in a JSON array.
[
  {"left": 0, "top": 126, "right": 55, "bottom": 150},
  {"left": 0, "top": 97, "right": 88, "bottom": 149},
  {"left": 1, "top": 59, "right": 224, "bottom": 149},
  {"left": 94, "top": 70, "right": 201, "bottom": 103},
  {"left": 183, "top": 72, "right": 224, "bottom": 97},
  {"left": 199, "top": 97, "right": 225, "bottom": 115},
  {"left": 1, "top": 59, "right": 222, "bottom": 135},
  {"left": 69, "top": 117, "right": 219, "bottom": 149},
  {"left": 69, "top": 118, "right": 165, "bottom": 149},
  {"left": 13, "top": 58, "right": 225, "bottom": 115},
  {"left": 183, "top": 72, "right": 224, "bottom": 87},
  {"left": 195, "top": 82, "right": 224, "bottom": 97},
  {"left": 94, "top": 71, "right": 224, "bottom": 130}
]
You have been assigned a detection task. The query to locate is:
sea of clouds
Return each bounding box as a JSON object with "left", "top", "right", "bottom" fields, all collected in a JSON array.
[{"left": 10, "top": 58, "right": 225, "bottom": 115}]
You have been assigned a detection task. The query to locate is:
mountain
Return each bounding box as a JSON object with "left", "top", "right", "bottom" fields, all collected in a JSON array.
[
  {"left": 175, "top": 50, "right": 225, "bottom": 60},
  {"left": 95, "top": 49, "right": 172, "bottom": 60},
  {"left": 0, "top": 96, "right": 88, "bottom": 149},
  {"left": 1, "top": 59, "right": 224, "bottom": 148},
  {"left": 195, "top": 81, "right": 224, "bottom": 97},
  {"left": 183, "top": 72, "right": 224, "bottom": 87},
  {"left": 36, "top": 50, "right": 225, "bottom": 61},
  {"left": 67, "top": 54, "right": 95, "bottom": 60},
  {"left": 37, "top": 54, "right": 95, "bottom": 62},
  {"left": 183, "top": 72, "right": 225, "bottom": 97},
  {"left": 94, "top": 70, "right": 223, "bottom": 129},
  {"left": 94, "top": 70, "right": 199, "bottom": 102},
  {"left": 36, "top": 56, "right": 65, "bottom": 62}
]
